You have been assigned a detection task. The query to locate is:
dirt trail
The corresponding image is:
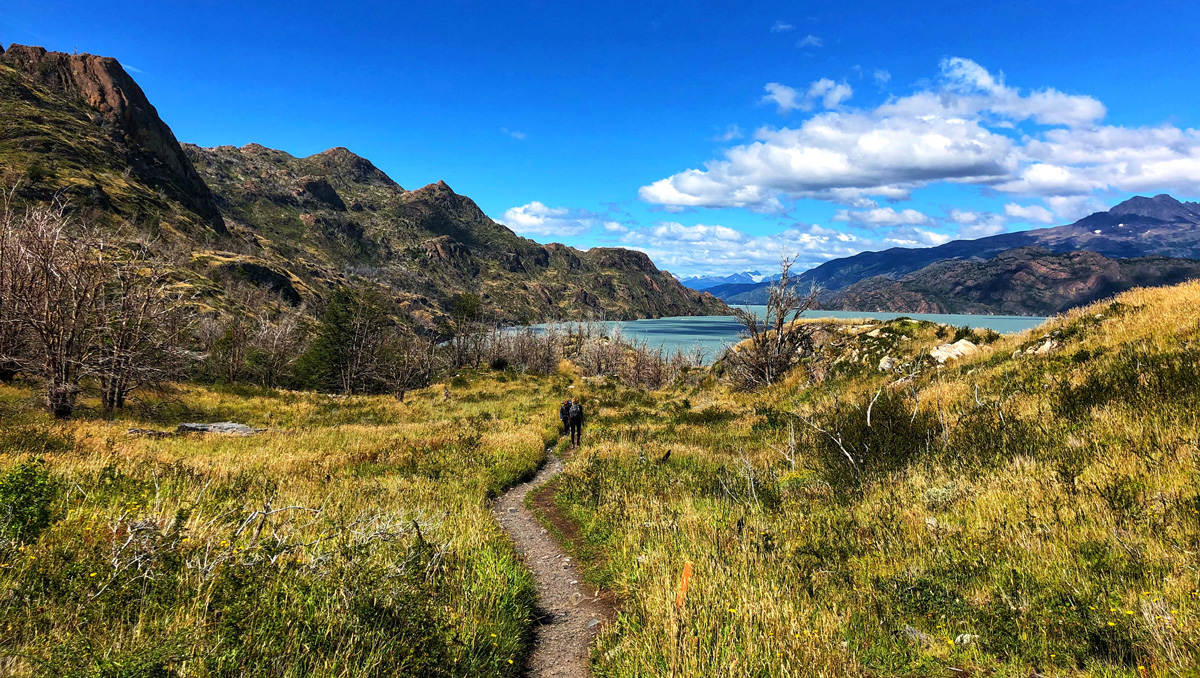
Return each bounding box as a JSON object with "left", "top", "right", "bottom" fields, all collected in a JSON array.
[{"left": 493, "top": 451, "right": 610, "bottom": 678}]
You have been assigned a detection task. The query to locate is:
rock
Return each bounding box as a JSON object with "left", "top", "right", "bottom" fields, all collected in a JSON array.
[
  {"left": 866, "top": 328, "right": 884, "bottom": 338},
  {"left": 879, "top": 356, "right": 897, "bottom": 372},
  {"left": 929, "top": 339, "right": 980, "bottom": 364},
  {"left": 1032, "top": 339, "right": 1060, "bottom": 355},
  {"left": 955, "top": 633, "right": 980, "bottom": 646},
  {"left": 924, "top": 516, "right": 940, "bottom": 531},
  {"left": 175, "top": 422, "right": 259, "bottom": 435},
  {"left": 586, "top": 618, "right": 601, "bottom": 629},
  {"left": 903, "top": 624, "right": 936, "bottom": 648},
  {"left": 126, "top": 427, "right": 173, "bottom": 438}
]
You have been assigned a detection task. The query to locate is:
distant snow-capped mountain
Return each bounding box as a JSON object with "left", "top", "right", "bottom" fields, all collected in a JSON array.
[{"left": 678, "top": 270, "right": 779, "bottom": 290}]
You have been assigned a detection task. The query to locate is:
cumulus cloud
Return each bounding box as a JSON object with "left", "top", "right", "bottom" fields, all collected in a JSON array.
[
  {"left": 833, "top": 206, "right": 933, "bottom": 226},
  {"left": 770, "top": 20, "right": 794, "bottom": 33},
  {"left": 797, "top": 34, "right": 823, "bottom": 48},
  {"left": 1004, "top": 202, "right": 1056, "bottom": 224},
  {"left": 640, "top": 57, "right": 1200, "bottom": 218},
  {"left": 617, "top": 222, "right": 869, "bottom": 275},
  {"left": 761, "top": 79, "right": 853, "bottom": 114},
  {"left": 873, "top": 69, "right": 890, "bottom": 87},
  {"left": 500, "top": 202, "right": 603, "bottom": 237}
]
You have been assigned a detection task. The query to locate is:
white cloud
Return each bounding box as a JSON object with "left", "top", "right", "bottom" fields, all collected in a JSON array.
[
  {"left": 1004, "top": 202, "right": 1056, "bottom": 223},
  {"left": 641, "top": 107, "right": 1014, "bottom": 210},
  {"left": 873, "top": 69, "right": 890, "bottom": 86},
  {"left": 770, "top": 20, "right": 794, "bottom": 33},
  {"left": 500, "top": 202, "right": 600, "bottom": 237},
  {"left": 641, "top": 57, "right": 1200, "bottom": 215},
  {"left": 883, "top": 227, "right": 954, "bottom": 248},
  {"left": 761, "top": 79, "right": 852, "bottom": 114},
  {"left": 501, "top": 127, "right": 527, "bottom": 140},
  {"left": 833, "top": 206, "right": 933, "bottom": 226},
  {"left": 713, "top": 124, "right": 744, "bottom": 141},
  {"left": 797, "top": 34, "right": 823, "bottom": 48}
]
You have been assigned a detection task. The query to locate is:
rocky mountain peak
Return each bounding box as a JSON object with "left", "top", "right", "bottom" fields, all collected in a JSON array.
[
  {"left": 0, "top": 44, "right": 226, "bottom": 233},
  {"left": 1108, "top": 194, "right": 1200, "bottom": 223}
]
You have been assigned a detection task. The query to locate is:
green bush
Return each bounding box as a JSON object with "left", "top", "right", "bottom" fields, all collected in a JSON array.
[{"left": 0, "top": 457, "right": 60, "bottom": 541}]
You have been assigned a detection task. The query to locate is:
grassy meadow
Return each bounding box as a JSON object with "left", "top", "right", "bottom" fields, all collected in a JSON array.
[
  {"left": 549, "top": 283, "right": 1200, "bottom": 677},
  {"left": 0, "top": 374, "right": 566, "bottom": 677},
  {"left": 1, "top": 282, "right": 1199, "bottom": 677}
]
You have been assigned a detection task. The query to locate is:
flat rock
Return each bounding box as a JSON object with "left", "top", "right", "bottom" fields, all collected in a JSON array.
[{"left": 175, "top": 422, "right": 259, "bottom": 435}]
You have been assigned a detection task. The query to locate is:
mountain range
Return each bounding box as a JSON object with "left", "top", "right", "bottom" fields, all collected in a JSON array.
[
  {"left": 708, "top": 194, "right": 1200, "bottom": 314},
  {"left": 0, "top": 44, "right": 725, "bottom": 329},
  {"left": 676, "top": 270, "right": 779, "bottom": 290}
]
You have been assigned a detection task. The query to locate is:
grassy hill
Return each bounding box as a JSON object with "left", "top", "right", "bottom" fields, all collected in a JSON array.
[
  {"left": 0, "top": 44, "right": 725, "bottom": 329},
  {"left": 1, "top": 280, "right": 1198, "bottom": 676}
]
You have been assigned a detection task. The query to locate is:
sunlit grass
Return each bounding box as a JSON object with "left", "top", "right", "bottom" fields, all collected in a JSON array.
[
  {"left": 551, "top": 283, "right": 1200, "bottom": 677},
  {"left": 0, "top": 372, "right": 563, "bottom": 676}
]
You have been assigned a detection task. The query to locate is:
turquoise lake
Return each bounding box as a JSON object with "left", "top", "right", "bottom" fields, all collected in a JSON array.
[{"left": 531, "top": 308, "right": 1048, "bottom": 364}]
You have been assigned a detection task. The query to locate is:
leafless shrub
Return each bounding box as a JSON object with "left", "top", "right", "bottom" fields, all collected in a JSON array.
[{"left": 724, "top": 256, "right": 819, "bottom": 390}]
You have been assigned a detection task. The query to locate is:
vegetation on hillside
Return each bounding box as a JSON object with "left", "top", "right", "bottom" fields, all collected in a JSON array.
[
  {"left": 546, "top": 283, "right": 1200, "bottom": 677},
  {"left": 0, "top": 377, "right": 560, "bottom": 677}
]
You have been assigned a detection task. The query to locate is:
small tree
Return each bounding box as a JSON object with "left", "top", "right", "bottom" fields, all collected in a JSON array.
[
  {"left": 295, "top": 288, "right": 393, "bottom": 394},
  {"left": 726, "top": 256, "right": 819, "bottom": 390},
  {"left": 1, "top": 203, "right": 109, "bottom": 416},
  {"left": 442, "top": 293, "right": 487, "bottom": 368},
  {"left": 0, "top": 192, "right": 29, "bottom": 381},
  {"left": 248, "top": 306, "right": 307, "bottom": 389},
  {"left": 92, "top": 250, "right": 194, "bottom": 411},
  {"left": 379, "top": 331, "right": 436, "bottom": 402}
]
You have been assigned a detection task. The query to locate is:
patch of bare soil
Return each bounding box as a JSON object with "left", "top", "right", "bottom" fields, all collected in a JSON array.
[{"left": 493, "top": 450, "right": 615, "bottom": 677}]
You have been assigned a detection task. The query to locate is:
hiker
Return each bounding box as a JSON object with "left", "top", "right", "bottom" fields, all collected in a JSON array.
[
  {"left": 559, "top": 399, "right": 571, "bottom": 436},
  {"left": 567, "top": 397, "right": 584, "bottom": 447}
]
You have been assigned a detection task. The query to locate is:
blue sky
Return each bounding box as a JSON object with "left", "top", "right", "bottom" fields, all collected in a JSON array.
[{"left": 4, "top": 0, "right": 1200, "bottom": 277}]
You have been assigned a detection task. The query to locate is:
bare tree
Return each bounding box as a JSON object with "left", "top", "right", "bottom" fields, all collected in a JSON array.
[
  {"left": 250, "top": 306, "right": 307, "bottom": 388},
  {"left": 1, "top": 202, "right": 109, "bottom": 416},
  {"left": 379, "top": 331, "right": 436, "bottom": 402},
  {"left": 92, "top": 249, "right": 194, "bottom": 411},
  {"left": 0, "top": 191, "right": 29, "bottom": 382},
  {"left": 725, "top": 255, "right": 819, "bottom": 390}
]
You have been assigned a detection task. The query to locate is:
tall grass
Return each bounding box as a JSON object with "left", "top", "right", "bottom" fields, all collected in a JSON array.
[
  {"left": 0, "top": 373, "right": 562, "bottom": 677},
  {"left": 550, "top": 283, "right": 1200, "bottom": 677}
]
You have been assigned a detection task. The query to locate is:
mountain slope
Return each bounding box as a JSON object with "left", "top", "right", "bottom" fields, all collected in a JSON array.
[
  {"left": 715, "top": 194, "right": 1200, "bottom": 304},
  {"left": 823, "top": 246, "right": 1200, "bottom": 315},
  {"left": 0, "top": 44, "right": 725, "bottom": 327}
]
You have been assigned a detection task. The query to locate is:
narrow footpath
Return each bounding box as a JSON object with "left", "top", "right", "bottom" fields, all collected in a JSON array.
[{"left": 493, "top": 450, "right": 609, "bottom": 678}]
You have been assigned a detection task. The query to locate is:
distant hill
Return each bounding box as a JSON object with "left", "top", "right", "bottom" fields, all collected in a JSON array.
[
  {"left": 714, "top": 193, "right": 1200, "bottom": 306},
  {"left": 0, "top": 44, "right": 726, "bottom": 328},
  {"left": 823, "top": 246, "right": 1200, "bottom": 315}
]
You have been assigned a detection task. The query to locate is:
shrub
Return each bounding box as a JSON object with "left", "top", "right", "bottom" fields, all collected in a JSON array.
[{"left": 0, "top": 457, "right": 59, "bottom": 540}]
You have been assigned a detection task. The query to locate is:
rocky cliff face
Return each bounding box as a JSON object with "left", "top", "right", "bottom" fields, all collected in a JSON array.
[
  {"left": 0, "top": 44, "right": 724, "bottom": 327},
  {"left": 0, "top": 44, "right": 225, "bottom": 233},
  {"left": 824, "top": 247, "right": 1200, "bottom": 315},
  {"left": 185, "top": 142, "right": 725, "bottom": 324}
]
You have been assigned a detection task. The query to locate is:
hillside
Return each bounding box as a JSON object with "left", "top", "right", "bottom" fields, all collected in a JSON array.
[
  {"left": 823, "top": 246, "right": 1200, "bottom": 315},
  {"left": 0, "top": 44, "right": 725, "bottom": 328},
  {"left": 711, "top": 194, "right": 1200, "bottom": 306},
  {"left": 4, "top": 280, "right": 1198, "bottom": 676}
]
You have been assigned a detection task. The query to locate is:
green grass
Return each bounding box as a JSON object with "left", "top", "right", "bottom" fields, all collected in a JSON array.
[
  {"left": 3, "top": 284, "right": 1200, "bottom": 676},
  {"left": 0, "top": 374, "right": 562, "bottom": 677}
]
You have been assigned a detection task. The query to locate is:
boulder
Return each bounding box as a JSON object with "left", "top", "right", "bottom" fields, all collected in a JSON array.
[
  {"left": 878, "top": 356, "right": 897, "bottom": 372},
  {"left": 929, "top": 339, "right": 980, "bottom": 364}
]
